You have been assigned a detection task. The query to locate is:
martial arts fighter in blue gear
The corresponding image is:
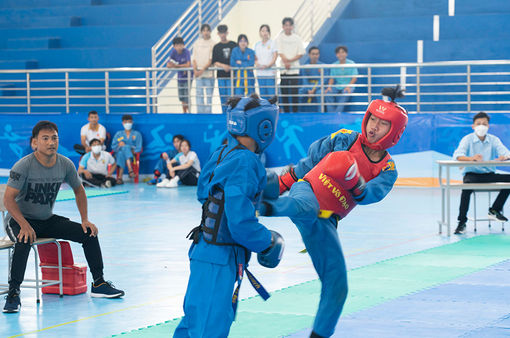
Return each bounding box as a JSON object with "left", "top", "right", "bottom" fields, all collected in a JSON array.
[
  {"left": 262, "top": 86, "right": 408, "bottom": 338},
  {"left": 174, "top": 94, "right": 284, "bottom": 338}
]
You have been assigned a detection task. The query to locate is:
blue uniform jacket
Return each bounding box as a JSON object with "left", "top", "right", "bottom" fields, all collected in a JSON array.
[
  {"left": 111, "top": 130, "right": 143, "bottom": 153},
  {"left": 191, "top": 136, "right": 272, "bottom": 265},
  {"left": 293, "top": 130, "right": 398, "bottom": 205}
]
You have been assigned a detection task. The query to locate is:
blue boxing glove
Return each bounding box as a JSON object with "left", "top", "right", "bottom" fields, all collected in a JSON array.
[
  {"left": 257, "top": 230, "right": 284, "bottom": 268},
  {"left": 263, "top": 171, "right": 280, "bottom": 200}
]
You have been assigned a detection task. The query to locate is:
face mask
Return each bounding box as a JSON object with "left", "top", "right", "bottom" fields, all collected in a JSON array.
[
  {"left": 474, "top": 125, "right": 488, "bottom": 137},
  {"left": 123, "top": 123, "right": 133, "bottom": 130},
  {"left": 91, "top": 145, "right": 102, "bottom": 154}
]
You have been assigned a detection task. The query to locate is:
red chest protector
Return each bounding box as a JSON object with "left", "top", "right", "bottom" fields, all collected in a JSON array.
[
  {"left": 303, "top": 134, "right": 391, "bottom": 219},
  {"left": 348, "top": 135, "right": 391, "bottom": 183}
]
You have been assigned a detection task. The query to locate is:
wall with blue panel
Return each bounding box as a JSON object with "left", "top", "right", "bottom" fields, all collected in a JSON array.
[{"left": 1, "top": 112, "right": 509, "bottom": 175}]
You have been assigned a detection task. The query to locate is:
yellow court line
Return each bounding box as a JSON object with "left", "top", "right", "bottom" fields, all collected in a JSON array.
[{"left": 8, "top": 294, "right": 182, "bottom": 338}]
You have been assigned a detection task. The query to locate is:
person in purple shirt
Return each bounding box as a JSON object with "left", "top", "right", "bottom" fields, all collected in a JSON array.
[
  {"left": 167, "top": 37, "right": 192, "bottom": 113},
  {"left": 230, "top": 34, "right": 255, "bottom": 96}
]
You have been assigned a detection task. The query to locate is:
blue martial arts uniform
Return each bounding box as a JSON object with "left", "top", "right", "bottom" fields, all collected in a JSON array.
[
  {"left": 174, "top": 135, "right": 272, "bottom": 338},
  {"left": 111, "top": 129, "right": 142, "bottom": 171},
  {"left": 267, "top": 129, "right": 397, "bottom": 337},
  {"left": 230, "top": 47, "right": 256, "bottom": 96}
]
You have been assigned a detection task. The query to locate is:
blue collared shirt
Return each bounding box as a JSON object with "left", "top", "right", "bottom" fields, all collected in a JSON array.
[{"left": 453, "top": 132, "right": 510, "bottom": 174}]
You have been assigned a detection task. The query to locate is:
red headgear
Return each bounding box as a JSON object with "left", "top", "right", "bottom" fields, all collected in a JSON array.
[{"left": 360, "top": 99, "right": 408, "bottom": 150}]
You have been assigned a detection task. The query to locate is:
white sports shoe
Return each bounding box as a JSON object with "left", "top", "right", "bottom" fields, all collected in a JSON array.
[
  {"left": 157, "top": 178, "right": 171, "bottom": 188},
  {"left": 166, "top": 176, "right": 180, "bottom": 188}
]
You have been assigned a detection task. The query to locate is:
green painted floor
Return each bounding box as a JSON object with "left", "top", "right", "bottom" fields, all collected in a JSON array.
[{"left": 113, "top": 234, "right": 510, "bottom": 337}]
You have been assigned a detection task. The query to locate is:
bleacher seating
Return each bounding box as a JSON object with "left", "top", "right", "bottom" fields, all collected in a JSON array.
[
  {"left": 0, "top": 0, "right": 191, "bottom": 69},
  {"left": 315, "top": 0, "right": 510, "bottom": 112}
]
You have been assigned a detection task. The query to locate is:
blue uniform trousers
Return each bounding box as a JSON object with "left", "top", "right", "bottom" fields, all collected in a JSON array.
[
  {"left": 174, "top": 242, "right": 237, "bottom": 337},
  {"left": 271, "top": 182, "right": 348, "bottom": 337},
  {"left": 114, "top": 145, "right": 134, "bottom": 171}
]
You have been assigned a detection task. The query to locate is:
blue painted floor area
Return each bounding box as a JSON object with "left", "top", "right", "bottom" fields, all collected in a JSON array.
[
  {"left": 0, "top": 179, "right": 508, "bottom": 337},
  {"left": 289, "top": 259, "right": 510, "bottom": 338}
]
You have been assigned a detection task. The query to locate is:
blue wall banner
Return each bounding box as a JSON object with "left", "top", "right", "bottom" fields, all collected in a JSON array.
[{"left": 1, "top": 113, "right": 509, "bottom": 174}]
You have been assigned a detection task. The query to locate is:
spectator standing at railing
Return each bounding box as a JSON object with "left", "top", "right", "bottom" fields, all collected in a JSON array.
[
  {"left": 298, "top": 46, "right": 328, "bottom": 112},
  {"left": 111, "top": 115, "right": 143, "bottom": 185},
  {"left": 167, "top": 37, "right": 192, "bottom": 114},
  {"left": 453, "top": 112, "right": 510, "bottom": 235},
  {"left": 192, "top": 24, "right": 215, "bottom": 114},
  {"left": 212, "top": 25, "right": 237, "bottom": 113},
  {"left": 275, "top": 17, "right": 305, "bottom": 113},
  {"left": 254, "top": 24, "right": 278, "bottom": 100},
  {"left": 231, "top": 34, "right": 256, "bottom": 96},
  {"left": 74, "top": 110, "right": 107, "bottom": 155},
  {"left": 325, "top": 46, "right": 358, "bottom": 113}
]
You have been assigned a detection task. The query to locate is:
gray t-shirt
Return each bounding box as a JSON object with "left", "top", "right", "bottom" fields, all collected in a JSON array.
[{"left": 7, "top": 153, "right": 81, "bottom": 220}]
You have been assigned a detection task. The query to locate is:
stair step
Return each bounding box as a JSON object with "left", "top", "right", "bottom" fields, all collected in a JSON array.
[
  {"left": 0, "top": 59, "right": 38, "bottom": 69},
  {"left": 7, "top": 37, "right": 61, "bottom": 49}
]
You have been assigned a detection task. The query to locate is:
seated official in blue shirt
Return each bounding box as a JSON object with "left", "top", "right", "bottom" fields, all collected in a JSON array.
[{"left": 452, "top": 112, "right": 510, "bottom": 234}]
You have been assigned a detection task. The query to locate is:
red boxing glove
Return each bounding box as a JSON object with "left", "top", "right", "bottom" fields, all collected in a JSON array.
[
  {"left": 303, "top": 151, "right": 366, "bottom": 219},
  {"left": 278, "top": 167, "right": 298, "bottom": 194}
]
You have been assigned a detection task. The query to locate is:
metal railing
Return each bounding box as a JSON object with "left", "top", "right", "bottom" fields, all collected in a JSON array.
[
  {"left": 294, "top": 0, "right": 340, "bottom": 43},
  {"left": 151, "top": 0, "right": 237, "bottom": 105},
  {"left": 0, "top": 60, "right": 509, "bottom": 114}
]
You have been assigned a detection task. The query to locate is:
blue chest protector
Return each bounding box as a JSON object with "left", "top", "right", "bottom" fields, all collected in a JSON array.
[{"left": 186, "top": 141, "right": 271, "bottom": 312}]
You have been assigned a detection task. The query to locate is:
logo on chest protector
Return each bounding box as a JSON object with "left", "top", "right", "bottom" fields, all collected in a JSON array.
[
  {"left": 24, "top": 182, "right": 61, "bottom": 207},
  {"left": 318, "top": 173, "right": 349, "bottom": 210}
]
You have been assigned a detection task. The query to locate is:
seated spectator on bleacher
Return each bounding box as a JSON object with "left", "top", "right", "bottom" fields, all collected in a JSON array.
[
  {"left": 453, "top": 112, "right": 510, "bottom": 235},
  {"left": 167, "top": 37, "right": 192, "bottom": 113},
  {"left": 299, "top": 46, "right": 327, "bottom": 112},
  {"left": 74, "top": 111, "right": 107, "bottom": 155},
  {"left": 147, "top": 134, "right": 185, "bottom": 185},
  {"left": 78, "top": 138, "right": 116, "bottom": 188},
  {"left": 111, "top": 115, "right": 142, "bottom": 185},
  {"left": 325, "top": 46, "right": 358, "bottom": 113},
  {"left": 157, "top": 139, "right": 200, "bottom": 188}
]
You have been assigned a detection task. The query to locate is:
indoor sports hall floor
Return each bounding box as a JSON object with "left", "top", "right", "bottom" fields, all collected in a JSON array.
[{"left": 1, "top": 152, "right": 509, "bottom": 338}]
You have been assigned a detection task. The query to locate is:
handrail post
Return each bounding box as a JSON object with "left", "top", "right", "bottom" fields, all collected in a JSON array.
[
  {"left": 26, "top": 73, "right": 31, "bottom": 114},
  {"left": 198, "top": 0, "right": 202, "bottom": 28},
  {"left": 320, "top": 68, "right": 325, "bottom": 112},
  {"left": 105, "top": 71, "right": 110, "bottom": 114},
  {"left": 146, "top": 71, "right": 150, "bottom": 114},
  {"left": 65, "top": 72, "right": 70, "bottom": 114},
  {"left": 152, "top": 69, "right": 158, "bottom": 114},
  {"left": 466, "top": 64, "right": 471, "bottom": 112},
  {"left": 416, "top": 66, "right": 420, "bottom": 113},
  {"left": 367, "top": 67, "right": 372, "bottom": 102},
  {"left": 219, "top": 0, "right": 223, "bottom": 20}
]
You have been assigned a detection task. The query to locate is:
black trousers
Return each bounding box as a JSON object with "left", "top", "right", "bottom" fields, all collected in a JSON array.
[
  {"left": 6, "top": 215, "right": 104, "bottom": 289},
  {"left": 280, "top": 74, "right": 299, "bottom": 113},
  {"left": 80, "top": 173, "right": 116, "bottom": 187},
  {"left": 458, "top": 172, "right": 510, "bottom": 222},
  {"left": 176, "top": 166, "right": 200, "bottom": 186}
]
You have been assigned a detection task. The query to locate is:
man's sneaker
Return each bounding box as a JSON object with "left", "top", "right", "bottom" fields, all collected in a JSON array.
[
  {"left": 104, "top": 180, "right": 112, "bottom": 188},
  {"left": 91, "top": 281, "right": 124, "bottom": 298},
  {"left": 454, "top": 221, "right": 467, "bottom": 235},
  {"left": 489, "top": 208, "right": 508, "bottom": 222},
  {"left": 3, "top": 289, "right": 20, "bottom": 313}
]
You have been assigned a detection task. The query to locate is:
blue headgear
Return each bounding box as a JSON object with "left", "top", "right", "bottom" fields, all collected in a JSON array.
[{"left": 227, "top": 97, "right": 279, "bottom": 154}]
